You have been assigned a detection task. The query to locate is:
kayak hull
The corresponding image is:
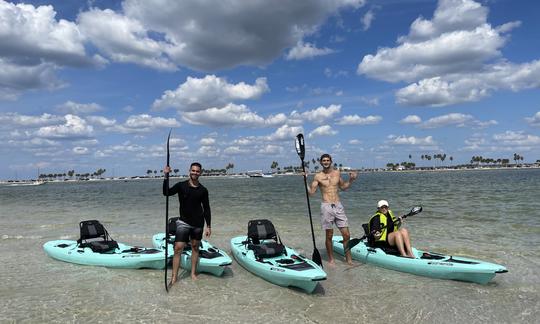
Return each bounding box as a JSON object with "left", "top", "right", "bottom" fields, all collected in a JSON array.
[
  {"left": 230, "top": 236, "right": 326, "bottom": 293},
  {"left": 152, "top": 233, "right": 232, "bottom": 276},
  {"left": 43, "top": 240, "right": 167, "bottom": 269},
  {"left": 332, "top": 236, "right": 507, "bottom": 284}
]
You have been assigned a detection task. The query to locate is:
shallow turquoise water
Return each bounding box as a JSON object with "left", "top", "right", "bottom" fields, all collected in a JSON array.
[{"left": 1, "top": 169, "right": 539, "bottom": 323}]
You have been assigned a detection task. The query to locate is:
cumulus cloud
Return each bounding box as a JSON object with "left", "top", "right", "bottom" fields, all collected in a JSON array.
[
  {"left": 400, "top": 115, "right": 422, "bottom": 124},
  {"left": 258, "top": 145, "right": 283, "bottom": 154},
  {"left": 152, "top": 75, "right": 269, "bottom": 111},
  {"left": 0, "top": 1, "right": 104, "bottom": 98},
  {"left": 78, "top": 8, "right": 176, "bottom": 71},
  {"left": 0, "top": 112, "right": 63, "bottom": 127},
  {"left": 357, "top": 0, "right": 538, "bottom": 107},
  {"left": 525, "top": 111, "right": 540, "bottom": 127},
  {"left": 290, "top": 104, "right": 341, "bottom": 124},
  {"left": 109, "top": 114, "right": 180, "bottom": 133},
  {"left": 266, "top": 124, "right": 303, "bottom": 141},
  {"left": 308, "top": 125, "right": 337, "bottom": 138},
  {"left": 336, "top": 115, "right": 382, "bottom": 125},
  {"left": 493, "top": 131, "right": 540, "bottom": 146},
  {"left": 349, "top": 139, "right": 362, "bottom": 144},
  {"left": 223, "top": 146, "right": 251, "bottom": 155},
  {"left": 389, "top": 135, "right": 436, "bottom": 146},
  {"left": 36, "top": 114, "right": 93, "bottom": 139},
  {"left": 182, "top": 103, "right": 284, "bottom": 128},
  {"left": 419, "top": 113, "right": 497, "bottom": 129},
  {"left": 285, "top": 41, "right": 335, "bottom": 60},
  {"left": 56, "top": 101, "right": 104, "bottom": 114},
  {"left": 86, "top": 116, "right": 117, "bottom": 127},
  {"left": 200, "top": 137, "right": 216, "bottom": 146},
  {"left": 115, "top": 0, "right": 364, "bottom": 71}
]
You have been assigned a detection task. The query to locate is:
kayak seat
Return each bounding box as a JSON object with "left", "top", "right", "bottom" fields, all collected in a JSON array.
[
  {"left": 77, "top": 220, "right": 119, "bottom": 253},
  {"left": 168, "top": 217, "right": 181, "bottom": 235},
  {"left": 247, "top": 219, "right": 286, "bottom": 258},
  {"left": 362, "top": 223, "right": 400, "bottom": 256},
  {"left": 249, "top": 242, "right": 285, "bottom": 258}
]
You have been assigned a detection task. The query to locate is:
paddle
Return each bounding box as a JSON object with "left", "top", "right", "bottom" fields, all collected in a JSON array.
[
  {"left": 295, "top": 133, "right": 323, "bottom": 268},
  {"left": 164, "top": 130, "right": 171, "bottom": 292},
  {"left": 345, "top": 206, "right": 423, "bottom": 252}
]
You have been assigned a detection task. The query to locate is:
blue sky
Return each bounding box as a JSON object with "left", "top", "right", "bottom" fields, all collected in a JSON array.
[{"left": 1, "top": 0, "right": 539, "bottom": 179}]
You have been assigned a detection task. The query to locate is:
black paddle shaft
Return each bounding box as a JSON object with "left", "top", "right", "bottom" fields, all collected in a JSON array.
[
  {"left": 164, "top": 130, "right": 171, "bottom": 292},
  {"left": 295, "top": 134, "right": 322, "bottom": 267}
]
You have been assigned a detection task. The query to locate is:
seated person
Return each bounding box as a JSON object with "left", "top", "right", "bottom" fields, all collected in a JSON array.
[{"left": 368, "top": 200, "right": 415, "bottom": 258}]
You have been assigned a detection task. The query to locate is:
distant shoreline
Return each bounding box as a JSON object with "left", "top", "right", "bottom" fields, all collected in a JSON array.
[{"left": 2, "top": 165, "right": 539, "bottom": 184}]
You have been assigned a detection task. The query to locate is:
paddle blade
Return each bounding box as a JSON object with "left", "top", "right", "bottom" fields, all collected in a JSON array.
[
  {"left": 345, "top": 238, "right": 363, "bottom": 252},
  {"left": 312, "top": 248, "right": 323, "bottom": 268},
  {"left": 295, "top": 133, "right": 305, "bottom": 160}
]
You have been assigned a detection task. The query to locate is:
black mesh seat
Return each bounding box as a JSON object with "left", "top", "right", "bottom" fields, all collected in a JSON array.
[
  {"left": 77, "top": 220, "right": 118, "bottom": 253},
  {"left": 247, "top": 219, "right": 286, "bottom": 258}
]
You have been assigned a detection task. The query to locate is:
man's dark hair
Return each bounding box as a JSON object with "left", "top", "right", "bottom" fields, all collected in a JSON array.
[
  {"left": 190, "top": 162, "right": 202, "bottom": 169},
  {"left": 320, "top": 153, "right": 332, "bottom": 162}
]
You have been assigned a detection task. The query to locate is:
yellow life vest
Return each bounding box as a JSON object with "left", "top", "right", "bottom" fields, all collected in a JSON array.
[{"left": 368, "top": 210, "right": 397, "bottom": 243}]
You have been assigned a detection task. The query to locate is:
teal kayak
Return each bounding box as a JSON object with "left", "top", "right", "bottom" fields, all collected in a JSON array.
[
  {"left": 332, "top": 235, "right": 507, "bottom": 284},
  {"left": 43, "top": 240, "right": 167, "bottom": 269},
  {"left": 152, "top": 233, "right": 232, "bottom": 276},
  {"left": 231, "top": 235, "right": 326, "bottom": 293}
]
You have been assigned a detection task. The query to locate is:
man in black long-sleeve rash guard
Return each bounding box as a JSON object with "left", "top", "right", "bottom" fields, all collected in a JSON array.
[{"left": 163, "top": 162, "right": 211, "bottom": 286}]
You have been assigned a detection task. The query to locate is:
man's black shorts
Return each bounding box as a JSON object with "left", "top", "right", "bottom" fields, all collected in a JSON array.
[{"left": 175, "top": 224, "right": 203, "bottom": 242}]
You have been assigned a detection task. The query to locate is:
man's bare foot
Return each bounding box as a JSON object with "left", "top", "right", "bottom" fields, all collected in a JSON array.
[
  {"left": 327, "top": 260, "right": 336, "bottom": 267},
  {"left": 191, "top": 273, "right": 198, "bottom": 280},
  {"left": 346, "top": 260, "right": 354, "bottom": 266},
  {"left": 168, "top": 278, "right": 177, "bottom": 289}
]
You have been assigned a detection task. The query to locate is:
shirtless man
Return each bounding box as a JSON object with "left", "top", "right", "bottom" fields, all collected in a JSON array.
[{"left": 306, "top": 153, "right": 357, "bottom": 265}]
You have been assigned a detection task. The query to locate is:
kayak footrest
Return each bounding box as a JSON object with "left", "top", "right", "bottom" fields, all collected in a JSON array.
[{"left": 278, "top": 261, "right": 314, "bottom": 271}]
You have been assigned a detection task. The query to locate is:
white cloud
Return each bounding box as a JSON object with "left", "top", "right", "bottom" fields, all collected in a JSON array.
[
  {"left": 0, "top": 1, "right": 104, "bottom": 98},
  {"left": 152, "top": 75, "right": 269, "bottom": 112},
  {"left": 197, "top": 145, "right": 220, "bottom": 157},
  {"left": 200, "top": 137, "right": 216, "bottom": 146},
  {"left": 285, "top": 41, "right": 335, "bottom": 60},
  {"left": 0, "top": 112, "right": 63, "bottom": 127},
  {"left": 36, "top": 114, "right": 93, "bottom": 139},
  {"left": 266, "top": 124, "right": 303, "bottom": 141},
  {"left": 421, "top": 113, "right": 473, "bottom": 128},
  {"left": 357, "top": 0, "right": 538, "bottom": 107},
  {"left": 78, "top": 8, "right": 176, "bottom": 71},
  {"left": 525, "top": 111, "right": 540, "bottom": 127},
  {"left": 56, "top": 101, "right": 103, "bottom": 114},
  {"left": 419, "top": 113, "right": 497, "bottom": 129},
  {"left": 182, "top": 103, "right": 283, "bottom": 128},
  {"left": 86, "top": 116, "right": 117, "bottom": 127},
  {"left": 73, "top": 146, "right": 89, "bottom": 154},
  {"left": 400, "top": 115, "right": 422, "bottom": 124},
  {"left": 223, "top": 146, "right": 251, "bottom": 155},
  {"left": 389, "top": 135, "right": 436, "bottom": 145},
  {"left": 258, "top": 145, "right": 283, "bottom": 154},
  {"left": 290, "top": 104, "right": 341, "bottom": 124},
  {"left": 361, "top": 9, "right": 375, "bottom": 31},
  {"left": 308, "top": 125, "right": 337, "bottom": 138},
  {"left": 116, "top": 0, "right": 364, "bottom": 71},
  {"left": 493, "top": 131, "right": 540, "bottom": 146},
  {"left": 349, "top": 139, "right": 362, "bottom": 145},
  {"left": 336, "top": 115, "right": 382, "bottom": 125},
  {"left": 109, "top": 114, "right": 180, "bottom": 133}
]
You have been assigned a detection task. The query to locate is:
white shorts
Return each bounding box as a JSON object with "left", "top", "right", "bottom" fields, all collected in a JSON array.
[{"left": 320, "top": 202, "right": 348, "bottom": 230}]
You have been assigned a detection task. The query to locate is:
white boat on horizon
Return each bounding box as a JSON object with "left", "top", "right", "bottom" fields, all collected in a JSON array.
[{"left": 8, "top": 180, "right": 45, "bottom": 186}]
